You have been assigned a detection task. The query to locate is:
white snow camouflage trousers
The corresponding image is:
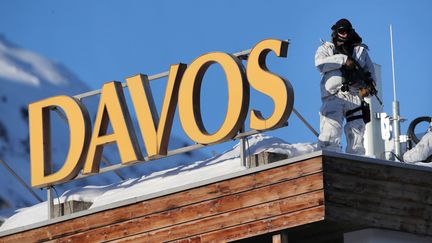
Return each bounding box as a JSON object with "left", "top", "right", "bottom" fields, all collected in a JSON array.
[
  {"left": 403, "top": 127, "right": 432, "bottom": 162},
  {"left": 318, "top": 91, "right": 365, "bottom": 155}
]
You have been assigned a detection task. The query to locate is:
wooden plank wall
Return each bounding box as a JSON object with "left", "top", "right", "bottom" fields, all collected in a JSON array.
[
  {"left": 0, "top": 157, "right": 324, "bottom": 242},
  {"left": 324, "top": 156, "right": 432, "bottom": 236}
]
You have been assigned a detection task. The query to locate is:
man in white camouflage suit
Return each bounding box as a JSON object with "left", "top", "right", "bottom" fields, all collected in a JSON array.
[{"left": 315, "top": 18, "right": 376, "bottom": 154}]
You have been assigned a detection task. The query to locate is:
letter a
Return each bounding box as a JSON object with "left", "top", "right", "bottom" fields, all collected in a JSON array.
[{"left": 83, "top": 81, "right": 143, "bottom": 174}]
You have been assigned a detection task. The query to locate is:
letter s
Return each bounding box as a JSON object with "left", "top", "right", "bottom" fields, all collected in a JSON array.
[{"left": 246, "top": 39, "right": 294, "bottom": 130}]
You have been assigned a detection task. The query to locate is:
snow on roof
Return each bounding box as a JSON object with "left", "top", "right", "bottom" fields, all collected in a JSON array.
[
  {"left": 1, "top": 132, "right": 431, "bottom": 233},
  {"left": 0, "top": 133, "right": 317, "bottom": 231}
]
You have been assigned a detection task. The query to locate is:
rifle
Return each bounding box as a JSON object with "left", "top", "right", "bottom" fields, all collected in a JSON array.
[
  {"left": 337, "top": 46, "right": 383, "bottom": 106},
  {"left": 342, "top": 59, "right": 383, "bottom": 105}
]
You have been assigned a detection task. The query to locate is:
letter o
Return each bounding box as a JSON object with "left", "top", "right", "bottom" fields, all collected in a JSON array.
[{"left": 178, "top": 52, "right": 249, "bottom": 144}]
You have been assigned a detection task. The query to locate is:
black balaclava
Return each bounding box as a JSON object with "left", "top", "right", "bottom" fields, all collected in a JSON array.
[{"left": 331, "top": 18, "right": 362, "bottom": 55}]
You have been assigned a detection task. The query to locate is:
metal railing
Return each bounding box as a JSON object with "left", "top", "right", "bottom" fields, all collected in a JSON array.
[
  {"left": 0, "top": 47, "right": 319, "bottom": 219},
  {"left": 0, "top": 158, "right": 43, "bottom": 203},
  {"left": 66, "top": 48, "right": 318, "bottom": 176}
]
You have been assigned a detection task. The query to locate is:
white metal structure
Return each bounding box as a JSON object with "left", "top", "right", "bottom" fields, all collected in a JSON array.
[{"left": 364, "top": 64, "right": 386, "bottom": 159}]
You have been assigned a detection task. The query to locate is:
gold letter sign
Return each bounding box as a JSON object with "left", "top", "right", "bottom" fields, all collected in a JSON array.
[
  {"left": 247, "top": 39, "right": 294, "bottom": 130},
  {"left": 178, "top": 52, "right": 249, "bottom": 144},
  {"left": 29, "top": 96, "right": 90, "bottom": 187},
  {"left": 83, "top": 81, "right": 143, "bottom": 174},
  {"left": 127, "top": 64, "right": 187, "bottom": 157},
  {"left": 29, "top": 38, "right": 294, "bottom": 187}
]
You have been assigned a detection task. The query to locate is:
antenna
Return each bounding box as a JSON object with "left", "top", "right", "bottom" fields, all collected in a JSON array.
[{"left": 390, "top": 24, "right": 402, "bottom": 160}]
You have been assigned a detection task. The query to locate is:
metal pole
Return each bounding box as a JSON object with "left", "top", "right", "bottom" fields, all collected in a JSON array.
[
  {"left": 390, "top": 24, "right": 402, "bottom": 160},
  {"left": 293, "top": 108, "right": 319, "bottom": 137},
  {"left": 73, "top": 128, "right": 267, "bottom": 181},
  {"left": 0, "top": 158, "right": 43, "bottom": 202},
  {"left": 47, "top": 187, "right": 54, "bottom": 219},
  {"left": 101, "top": 156, "right": 126, "bottom": 180},
  {"left": 239, "top": 125, "right": 247, "bottom": 168},
  {"left": 392, "top": 101, "right": 401, "bottom": 159},
  {"left": 390, "top": 25, "right": 398, "bottom": 103}
]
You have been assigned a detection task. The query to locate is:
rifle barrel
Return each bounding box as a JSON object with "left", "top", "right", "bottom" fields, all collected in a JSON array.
[{"left": 375, "top": 94, "right": 383, "bottom": 106}]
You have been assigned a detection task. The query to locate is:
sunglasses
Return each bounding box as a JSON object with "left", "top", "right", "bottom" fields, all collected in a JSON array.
[{"left": 337, "top": 27, "right": 352, "bottom": 35}]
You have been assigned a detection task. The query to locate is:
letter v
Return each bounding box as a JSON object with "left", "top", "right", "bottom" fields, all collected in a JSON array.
[{"left": 127, "top": 63, "right": 187, "bottom": 158}]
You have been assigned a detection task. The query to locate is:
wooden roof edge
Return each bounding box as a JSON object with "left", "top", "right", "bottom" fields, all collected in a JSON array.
[
  {"left": 321, "top": 150, "right": 432, "bottom": 173},
  {"left": 0, "top": 150, "right": 325, "bottom": 237},
  {"left": 2, "top": 150, "right": 430, "bottom": 238}
]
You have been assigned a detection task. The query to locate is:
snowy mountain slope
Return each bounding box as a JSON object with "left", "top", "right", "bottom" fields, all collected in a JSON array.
[
  {"left": 0, "top": 133, "right": 318, "bottom": 231},
  {"left": 0, "top": 35, "right": 206, "bottom": 218},
  {"left": 0, "top": 35, "right": 93, "bottom": 213}
]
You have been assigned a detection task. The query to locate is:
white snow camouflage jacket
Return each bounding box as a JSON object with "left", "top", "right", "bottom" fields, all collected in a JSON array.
[
  {"left": 404, "top": 126, "right": 432, "bottom": 162},
  {"left": 315, "top": 41, "right": 376, "bottom": 98}
]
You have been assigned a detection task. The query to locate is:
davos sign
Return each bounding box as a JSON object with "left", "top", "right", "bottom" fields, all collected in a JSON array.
[{"left": 29, "top": 39, "right": 294, "bottom": 188}]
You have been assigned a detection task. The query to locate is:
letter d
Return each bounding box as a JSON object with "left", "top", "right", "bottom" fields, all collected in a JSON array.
[{"left": 29, "top": 96, "right": 90, "bottom": 188}]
